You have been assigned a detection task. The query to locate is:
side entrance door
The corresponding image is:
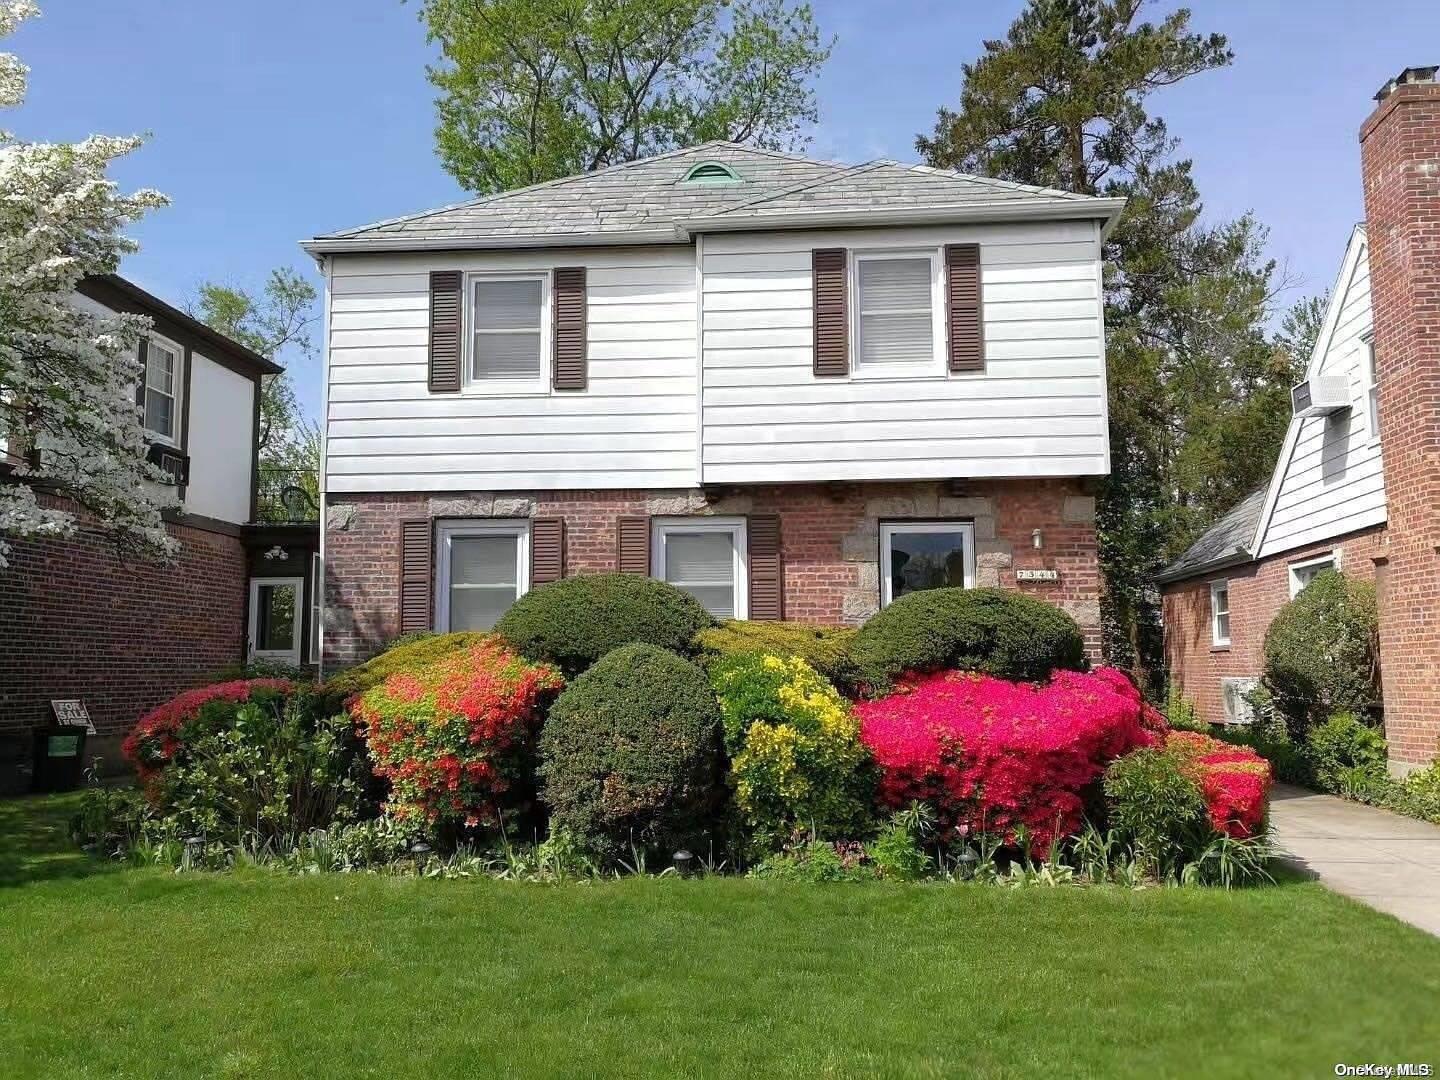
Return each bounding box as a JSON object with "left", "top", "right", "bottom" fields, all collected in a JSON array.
[{"left": 248, "top": 576, "right": 304, "bottom": 667}]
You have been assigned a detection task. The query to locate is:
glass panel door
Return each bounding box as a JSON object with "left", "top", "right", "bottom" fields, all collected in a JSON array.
[{"left": 249, "top": 576, "right": 304, "bottom": 665}]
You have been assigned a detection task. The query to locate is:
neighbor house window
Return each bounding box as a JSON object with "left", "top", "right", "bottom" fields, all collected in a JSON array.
[
  {"left": 143, "top": 336, "right": 182, "bottom": 443},
  {"left": 249, "top": 576, "right": 303, "bottom": 666},
  {"left": 652, "top": 518, "right": 747, "bottom": 620},
  {"left": 1289, "top": 552, "right": 1337, "bottom": 598},
  {"left": 434, "top": 519, "right": 530, "bottom": 631},
  {"left": 1359, "top": 337, "right": 1380, "bottom": 442},
  {"left": 468, "top": 275, "right": 546, "bottom": 386},
  {"left": 1210, "top": 580, "right": 1231, "bottom": 647},
  {"left": 853, "top": 252, "right": 940, "bottom": 372},
  {"left": 880, "top": 521, "right": 976, "bottom": 607}
]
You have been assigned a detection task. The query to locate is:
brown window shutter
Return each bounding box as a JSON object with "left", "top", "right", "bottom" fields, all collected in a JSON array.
[
  {"left": 530, "top": 517, "right": 566, "bottom": 584},
  {"left": 552, "top": 266, "right": 587, "bottom": 390},
  {"left": 399, "top": 519, "right": 433, "bottom": 634},
  {"left": 747, "top": 514, "right": 784, "bottom": 621},
  {"left": 945, "top": 243, "right": 984, "bottom": 372},
  {"left": 616, "top": 516, "right": 651, "bottom": 575},
  {"left": 812, "top": 248, "right": 849, "bottom": 377},
  {"left": 428, "top": 270, "right": 463, "bottom": 392}
]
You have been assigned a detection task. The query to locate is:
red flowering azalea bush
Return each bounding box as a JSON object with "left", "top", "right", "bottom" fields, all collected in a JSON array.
[
  {"left": 856, "top": 667, "right": 1156, "bottom": 848},
  {"left": 353, "top": 638, "right": 564, "bottom": 829},
  {"left": 1165, "top": 731, "right": 1272, "bottom": 838},
  {"left": 122, "top": 679, "right": 294, "bottom": 783}
]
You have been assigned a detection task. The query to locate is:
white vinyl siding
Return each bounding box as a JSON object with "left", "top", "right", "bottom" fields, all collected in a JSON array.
[
  {"left": 325, "top": 248, "right": 698, "bottom": 492},
  {"left": 652, "top": 517, "right": 747, "bottom": 620},
  {"left": 1257, "top": 229, "right": 1385, "bottom": 557},
  {"left": 434, "top": 519, "right": 530, "bottom": 631},
  {"left": 699, "top": 221, "right": 1108, "bottom": 483}
]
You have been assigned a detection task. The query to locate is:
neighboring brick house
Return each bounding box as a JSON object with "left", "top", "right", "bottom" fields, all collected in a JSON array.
[
  {"left": 1160, "top": 66, "right": 1440, "bottom": 773},
  {"left": 303, "top": 144, "right": 1123, "bottom": 667},
  {"left": 0, "top": 275, "right": 320, "bottom": 780}
]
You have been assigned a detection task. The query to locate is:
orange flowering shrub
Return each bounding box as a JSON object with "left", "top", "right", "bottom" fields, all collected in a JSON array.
[
  {"left": 122, "top": 679, "right": 294, "bottom": 784},
  {"left": 352, "top": 638, "right": 564, "bottom": 828},
  {"left": 1165, "top": 731, "right": 1272, "bottom": 838}
]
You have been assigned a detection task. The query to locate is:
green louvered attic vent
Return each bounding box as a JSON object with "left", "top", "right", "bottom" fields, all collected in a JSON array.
[{"left": 681, "top": 161, "right": 742, "bottom": 185}]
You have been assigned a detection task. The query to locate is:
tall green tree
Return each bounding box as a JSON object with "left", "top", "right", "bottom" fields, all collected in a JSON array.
[
  {"left": 413, "top": 0, "right": 833, "bottom": 193},
  {"left": 919, "top": 0, "right": 1301, "bottom": 687},
  {"left": 191, "top": 267, "right": 319, "bottom": 476}
]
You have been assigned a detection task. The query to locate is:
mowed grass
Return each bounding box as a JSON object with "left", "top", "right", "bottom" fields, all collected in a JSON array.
[{"left": 3, "top": 794, "right": 1439, "bottom": 1079}]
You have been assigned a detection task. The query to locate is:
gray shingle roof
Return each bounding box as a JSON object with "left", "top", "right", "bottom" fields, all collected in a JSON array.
[
  {"left": 1157, "top": 488, "right": 1268, "bottom": 583},
  {"left": 305, "top": 141, "right": 1121, "bottom": 251}
]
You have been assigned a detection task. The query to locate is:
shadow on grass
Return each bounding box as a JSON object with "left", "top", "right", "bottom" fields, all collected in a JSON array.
[{"left": 0, "top": 792, "right": 124, "bottom": 888}]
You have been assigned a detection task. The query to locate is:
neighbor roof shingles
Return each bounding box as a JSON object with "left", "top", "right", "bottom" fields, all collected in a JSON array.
[{"left": 1158, "top": 488, "right": 1268, "bottom": 583}]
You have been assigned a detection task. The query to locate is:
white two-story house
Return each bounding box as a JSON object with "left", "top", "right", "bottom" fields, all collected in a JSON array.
[{"left": 303, "top": 142, "right": 1123, "bottom": 667}]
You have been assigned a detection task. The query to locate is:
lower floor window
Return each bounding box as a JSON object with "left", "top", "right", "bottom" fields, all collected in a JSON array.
[
  {"left": 1288, "top": 553, "right": 1337, "bottom": 597},
  {"left": 880, "top": 521, "right": 976, "bottom": 606},
  {"left": 249, "top": 576, "right": 303, "bottom": 663},
  {"left": 652, "top": 517, "right": 747, "bottom": 620},
  {"left": 435, "top": 520, "right": 530, "bottom": 631}
]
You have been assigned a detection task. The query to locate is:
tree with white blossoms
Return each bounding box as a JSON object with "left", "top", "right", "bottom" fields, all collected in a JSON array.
[{"left": 0, "top": 0, "right": 173, "bottom": 568}]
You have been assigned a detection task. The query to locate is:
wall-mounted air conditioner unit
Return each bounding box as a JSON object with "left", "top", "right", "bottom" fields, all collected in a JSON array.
[{"left": 1291, "top": 376, "right": 1351, "bottom": 418}]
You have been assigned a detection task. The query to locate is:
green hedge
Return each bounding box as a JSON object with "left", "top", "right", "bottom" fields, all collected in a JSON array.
[
  {"left": 496, "top": 574, "right": 713, "bottom": 677},
  {"left": 694, "top": 620, "right": 857, "bottom": 686},
  {"left": 538, "top": 643, "right": 724, "bottom": 861},
  {"left": 1263, "top": 570, "right": 1378, "bottom": 738},
  {"left": 847, "top": 587, "right": 1085, "bottom": 693}
]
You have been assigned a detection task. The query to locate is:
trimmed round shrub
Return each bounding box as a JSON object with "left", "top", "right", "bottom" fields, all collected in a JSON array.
[
  {"left": 321, "top": 631, "right": 491, "bottom": 704},
  {"left": 353, "top": 639, "right": 564, "bottom": 830},
  {"left": 1263, "top": 570, "right": 1378, "bottom": 739},
  {"left": 695, "top": 620, "right": 857, "bottom": 686},
  {"left": 709, "top": 653, "right": 874, "bottom": 850},
  {"left": 496, "top": 573, "right": 714, "bottom": 677},
  {"left": 539, "top": 643, "right": 723, "bottom": 861},
  {"left": 848, "top": 587, "right": 1086, "bottom": 694},
  {"left": 857, "top": 666, "right": 1153, "bottom": 848}
]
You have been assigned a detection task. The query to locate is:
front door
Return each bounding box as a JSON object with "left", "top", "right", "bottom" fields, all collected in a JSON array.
[{"left": 248, "top": 576, "right": 304, "bottom": 666}]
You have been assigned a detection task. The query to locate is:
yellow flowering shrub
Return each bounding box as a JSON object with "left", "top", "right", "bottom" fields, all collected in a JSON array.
[{"left": 709, "top": 653, "right": 875, "bottom": 849}]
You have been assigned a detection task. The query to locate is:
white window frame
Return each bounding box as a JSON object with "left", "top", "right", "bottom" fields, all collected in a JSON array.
[
  {"left": 1288, "top": 551, "right": 1339, "bottom": 598},
  {"left": 142, "top": 333, "right": 184, "bottom": 445},
  {"left": 433, "top": 518, "right": 531, "bottom": 632},
  {"left": 1359, "top": 336, "right": 1380, "bottom": 445},
  {"left": 248, "top": 576, "right": 305, "bottom": 666},
  {"left": 464, "top": 271, "right": 550, "bottom": 395},
  {"left": 879, "top": 521, "right": 977, "bottom": 607},
  {"left": 307, "top": 552, "right": 323, "bottom": 665},
  {"left": 651, "top": 516, "right": 748, "bottom": 620},
  {"left": 849, "top": 248, "right": 946, "bottom": 379},
  {"left": 1210, "top": 579, "right": 1231, "bottom": 648}
]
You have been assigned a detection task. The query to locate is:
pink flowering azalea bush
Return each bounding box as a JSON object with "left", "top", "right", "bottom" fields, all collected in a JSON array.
[
  {"left": 856, "top": 667, "right": 1157, "bottom": 848},
  {"left": 1165, "top": 731, "right": 1272, "bottom": 838},
  {"left": 353, "top": 638, "right": 564, "bottom": 829},
  {"left": 122, "top": 679, "right": 294, "bottom": 784}
]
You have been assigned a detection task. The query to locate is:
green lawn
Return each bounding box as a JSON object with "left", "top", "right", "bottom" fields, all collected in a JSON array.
[{"left": 3, "top": 794, "right": 1439, "bottom": 1079}]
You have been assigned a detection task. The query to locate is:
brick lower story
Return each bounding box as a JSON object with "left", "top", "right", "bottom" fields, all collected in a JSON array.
[
  {"left": 0, "top": 515, "right": 248, "bottom": 748},
  {"left": 321, "top": 478, "right": 1102, "bottom": 668}
]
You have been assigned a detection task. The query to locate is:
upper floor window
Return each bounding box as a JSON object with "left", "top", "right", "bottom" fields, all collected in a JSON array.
[
  {"left": 652, "top": 518, "right": 747, "bottom": 620},
  {"left": 1359, "top": 337, "right": 1380, "bottom": 442},
  {"left": 143, "top": 336, "right": 182, "bottom": 443},
  {"left": 1289, "top": 553, "right": 1337, "bottom": 598},
  {"left": 435, "top": 519, "right": 531, "bottom": 631},
  {"left": 1210, "top": 580, "right": 1231, "bottom": 647},
  {"left": 880, "top": 521, "right": 976, "bottom": 606},
  {"left": 853, "top": 252, "right": 940, "bottom": 373},
  {"left": 468, "top": 274, "right": 547, "bottom": 388}
]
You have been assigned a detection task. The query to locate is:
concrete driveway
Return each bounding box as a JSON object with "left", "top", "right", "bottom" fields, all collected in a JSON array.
[{"left": 1270, "top": 782, "right": 1440, "bottom": 936}]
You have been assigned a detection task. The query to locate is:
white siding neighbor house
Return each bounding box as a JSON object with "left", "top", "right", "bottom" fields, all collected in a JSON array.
[{"left": 303, "top": 142, "right": 1124, "bottom": 666}]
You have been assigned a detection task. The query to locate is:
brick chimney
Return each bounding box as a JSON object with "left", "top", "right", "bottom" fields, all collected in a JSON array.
[{"left": 1360, "top": 65, "right": 1440, "bottom": 769}]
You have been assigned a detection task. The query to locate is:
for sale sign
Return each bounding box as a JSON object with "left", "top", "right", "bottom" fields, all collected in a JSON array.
[{"left": 50, "top": 700, "right": 95, "bottom": 735}]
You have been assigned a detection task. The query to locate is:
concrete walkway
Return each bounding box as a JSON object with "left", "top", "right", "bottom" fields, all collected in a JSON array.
[{"left": 1270, "top": 782, "right": 1440, "bottom": 935}]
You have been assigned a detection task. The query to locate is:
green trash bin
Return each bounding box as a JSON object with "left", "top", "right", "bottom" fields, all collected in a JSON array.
[{"left": 31, "top": 726, "right": 87, "bottom": 793}]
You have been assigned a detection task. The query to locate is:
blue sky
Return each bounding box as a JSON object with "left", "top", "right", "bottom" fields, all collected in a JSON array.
[{"left": 9, "top": 1, "right": 1439, "bottom": 421}]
